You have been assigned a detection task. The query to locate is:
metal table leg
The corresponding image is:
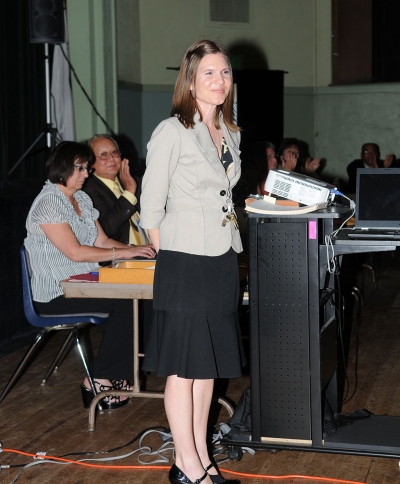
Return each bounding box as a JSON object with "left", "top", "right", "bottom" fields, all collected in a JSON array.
[{"left": 88, "top": 299, "right": 234, "bottom": 430}]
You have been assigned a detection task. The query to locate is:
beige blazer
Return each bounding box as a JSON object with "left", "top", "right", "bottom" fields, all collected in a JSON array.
[{"left": 140, "top": 114, "right": 243, "bottom": 256}]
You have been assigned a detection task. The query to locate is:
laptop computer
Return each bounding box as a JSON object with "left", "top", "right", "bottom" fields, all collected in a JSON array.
[{"left": 347, "top": 168, "right": 400, "bottom": 240}]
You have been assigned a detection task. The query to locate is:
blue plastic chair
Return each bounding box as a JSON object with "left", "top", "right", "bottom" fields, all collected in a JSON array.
[{"left": 0, "top": 246, "right": 109, "bottom": 403}]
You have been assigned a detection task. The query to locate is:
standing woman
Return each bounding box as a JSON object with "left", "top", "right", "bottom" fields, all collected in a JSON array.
[{"left": 140, "top": 40, "right": 245, "bottom": 484}]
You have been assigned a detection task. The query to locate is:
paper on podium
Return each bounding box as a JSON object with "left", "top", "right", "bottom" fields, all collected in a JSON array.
[{"left": 245, "top": 195, "right": 327, "bottom": 215}]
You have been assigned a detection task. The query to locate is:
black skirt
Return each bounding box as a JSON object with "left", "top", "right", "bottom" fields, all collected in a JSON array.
[{"left": 142, "top": 248, "right": 246, "bottom": 379}]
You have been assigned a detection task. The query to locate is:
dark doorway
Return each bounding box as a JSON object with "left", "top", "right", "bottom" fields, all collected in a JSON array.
[
  {"left": 234, "top": 69, "right": 284, "bottom": 169},
  {"left": 332, "top": 0, "right": 400, "bottom": 84}
]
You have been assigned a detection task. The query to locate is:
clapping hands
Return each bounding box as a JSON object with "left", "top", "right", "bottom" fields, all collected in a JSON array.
[
  {"left": 384, "top": 154, "right": 396, "bottom": 168},
  {"left": 304, "top": 157, "right": 321, "bottom": 174},
  {"left": 281, "top": 152, "right": 298, "bottom": 172}
]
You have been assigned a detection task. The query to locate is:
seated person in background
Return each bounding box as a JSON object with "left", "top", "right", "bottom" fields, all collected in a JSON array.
[
  {"left": 242, "top": 140, "right": 277, "bottom": 196},
  {"left": 297, "top": 139, "right": 321, "bottom": 175},
  {"left": 84, "top": 134, "right": 153, "bottom": 352},
  {"left": 24, "top": 141, "right": 156, "bottom": 410},
  {"left": 347, "top": 143, "right": 397, "bottom": 192},
  {"left": 277, "top": 138, "right": 300, "bottom": 172},
  {"left": 84, "top": 134, "right": 151, "bottom": 247},
  {"left": 277, "top": 138, "right": 320, "bottom": 175}
]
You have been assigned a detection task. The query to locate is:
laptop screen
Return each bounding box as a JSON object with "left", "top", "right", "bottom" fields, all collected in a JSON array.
[{"left": 355, "top": 168, "right": 400, "bottom": 229}]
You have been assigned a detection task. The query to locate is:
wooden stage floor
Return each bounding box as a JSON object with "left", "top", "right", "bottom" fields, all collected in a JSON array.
[{"left": 1, "top": 251, "right": 400, "bottom": 483}]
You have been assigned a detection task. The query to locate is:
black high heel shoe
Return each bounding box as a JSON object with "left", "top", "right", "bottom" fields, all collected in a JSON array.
[
  {"left": 81, "top": 381, "right": 129, "bottom": 410},
  {"left": 204, "top": 463, "right": 241, "bottom": 484},
  {"left": 111, "top": 379, "right": 133, "bottom": 391},
  {"left": 169, "top": 464, "right": 208, "bottom": 484}
]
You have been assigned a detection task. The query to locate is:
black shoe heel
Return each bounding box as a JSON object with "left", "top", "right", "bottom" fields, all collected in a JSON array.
[
  {"left": 169, "top": 464, "right": 208, "bottom": 484},
  {"left": 81, "top": 384, "right": 94, "bottom": 409},
  {"left": 204, "top": 463, "right": 241, "bottom": 484}
]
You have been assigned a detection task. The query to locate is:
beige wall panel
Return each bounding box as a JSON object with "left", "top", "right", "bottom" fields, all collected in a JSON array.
[
  {"left": 116, "top": 0, "right": 141, "bottom": 83},
  {"left": 136, "top": 0, "right": 332, "bottom": 88}
]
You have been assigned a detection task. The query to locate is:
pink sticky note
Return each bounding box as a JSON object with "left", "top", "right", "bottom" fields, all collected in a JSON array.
[{"left": 309, "top": 221, "right": 317, "bottom": 239}]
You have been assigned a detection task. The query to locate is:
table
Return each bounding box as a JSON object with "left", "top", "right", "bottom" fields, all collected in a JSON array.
[{"left": 60, "top": 280, "right": 234, "bottom": 430}]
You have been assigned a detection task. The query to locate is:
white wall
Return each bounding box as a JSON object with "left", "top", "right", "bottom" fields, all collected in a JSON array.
[
  {"left": 315, "top": 84, "right": 400, "bottom": 181},
  {"left": 133, "top": 0, "right": 331, "bottom": 87}
]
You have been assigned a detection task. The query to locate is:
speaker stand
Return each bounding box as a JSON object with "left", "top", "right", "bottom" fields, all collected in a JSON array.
[{"left": 7, "top": 43, "right": 57, "bottom": 178}]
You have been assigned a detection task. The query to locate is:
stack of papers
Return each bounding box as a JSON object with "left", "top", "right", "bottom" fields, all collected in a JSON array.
[{"left": 245, "top": 195, "right": 327, "bottom": 215}]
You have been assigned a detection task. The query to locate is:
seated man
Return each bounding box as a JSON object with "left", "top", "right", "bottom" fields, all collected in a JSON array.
[
  {"left": 84, "top": 134, "right": 150, "bottom": 246},
  {"left": 84, "top": 134, "right": 153, "bottom": 360},
  {"left": 347, "top": 143, "right": 397, "bottom": 192}
]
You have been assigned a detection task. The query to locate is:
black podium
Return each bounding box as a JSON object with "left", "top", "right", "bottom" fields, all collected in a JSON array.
[{"left": 228, "top": 207, "right": 400, "bottom": 458}]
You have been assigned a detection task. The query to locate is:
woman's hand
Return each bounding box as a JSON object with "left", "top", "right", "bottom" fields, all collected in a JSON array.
[
  {"left": 40, "top": 221, "right": 156, "bottom": 263},
  {"left": 121, "top": 244, "right": 156, "bottom": 259},
  {"left": 148, "top": 229, "right": 160, "bottom": 253},
  {"left": 281, "top": 152, "right": 297, "bottom": 172},
  {"left": 304, "top": 157, "right": 320, "bottom": 174},
  {"left": 94, "top": 222, "right": 156, "bottom": 258}
]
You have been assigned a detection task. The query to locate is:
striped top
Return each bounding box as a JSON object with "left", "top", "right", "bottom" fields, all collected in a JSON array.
[{"left": 24, "top": 181, "right": 100, "bottom": 302}]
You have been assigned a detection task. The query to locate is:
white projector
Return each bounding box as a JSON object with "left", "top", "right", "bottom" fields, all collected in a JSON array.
[{"left": 264, "top": 169, "right": 336, "bottom": 206}]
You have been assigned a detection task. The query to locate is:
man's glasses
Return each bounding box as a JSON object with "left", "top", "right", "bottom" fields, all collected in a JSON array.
[
  {"left": 74, "top": 164, "right": 93, "bottom": 174},
  {"left": 96, "top": 150, "right": 121, "bottom": 161}
]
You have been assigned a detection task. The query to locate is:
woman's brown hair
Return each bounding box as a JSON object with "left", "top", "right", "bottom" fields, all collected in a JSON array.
[
  {"left": 171, "top": 39, "right": 239, "bottom": 132},
  {"left": 46, "top": 141, "right": 94, "bottom": 186}
]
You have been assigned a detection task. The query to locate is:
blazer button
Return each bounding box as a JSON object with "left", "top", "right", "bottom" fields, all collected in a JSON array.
[
  {"left": 222, "top": 206, "right": 228, "bottom": 212},
  {"left": 220, "top": 190, "right": 226, "bottom": 196}
]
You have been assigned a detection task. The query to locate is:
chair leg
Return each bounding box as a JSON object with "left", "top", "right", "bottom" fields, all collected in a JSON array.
[
  {"left": 0, "top": 329, "right": 49, "bottom": 403},
  {"left": 352, "top": 286, "right": 364, "bottom": 308},
  {"left": 351, "top": 290, "right": 361, "bottom": 313},
  {"left": 362, "top": 263, "right": 376, "bottom": 283},
  {"left": 41, "top": 330, "right": 75, "bottom": 385},
  {"left": 73, "top": 329, "right": 103, "bottom": 411}
]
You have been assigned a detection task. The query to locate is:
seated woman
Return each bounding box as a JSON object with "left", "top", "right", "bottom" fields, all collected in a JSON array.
[
  {"left": 277, "top": 137, "right": 320, "bottom": 175},
  {"left": 250, "top": 141, "right": 278, "bottom": 195},
  {"left": 234, "top": 140, "right": 277, "bottom": 204},
  {"left": 297, "top": 139, "right": 321, "bottom": 175},
  {"left": 24, "top": 141, "right": 155, "bottom": 409}
]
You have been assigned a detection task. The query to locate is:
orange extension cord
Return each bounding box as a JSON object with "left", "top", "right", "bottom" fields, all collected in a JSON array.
[{"left": 1, "top": 447, "right": 366, "bottom": 484}]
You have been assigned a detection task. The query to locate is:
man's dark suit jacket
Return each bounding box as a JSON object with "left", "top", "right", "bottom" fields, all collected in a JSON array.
[
  {"left": 84, "top": 175, "right": 152, "bottom": 349},
  {"left": 83, "top": 175, "right": 141, "bottom": 244},
  {"left": 347, "top": 158, "right": 400, "bottom": 192},
  {"left": 347, "top": 159, "right": 386, "bottom": 193}
]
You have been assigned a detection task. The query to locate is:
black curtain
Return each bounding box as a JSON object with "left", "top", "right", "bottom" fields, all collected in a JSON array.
[
  {"left": 233, "top": 69, "right": 284, "bottom": 169},
  {"left": 0, "top": 2, "right": 49, "bottom": 353},
  {"left": 0, "top": 0, "right": 48, "bottom": 183}
]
